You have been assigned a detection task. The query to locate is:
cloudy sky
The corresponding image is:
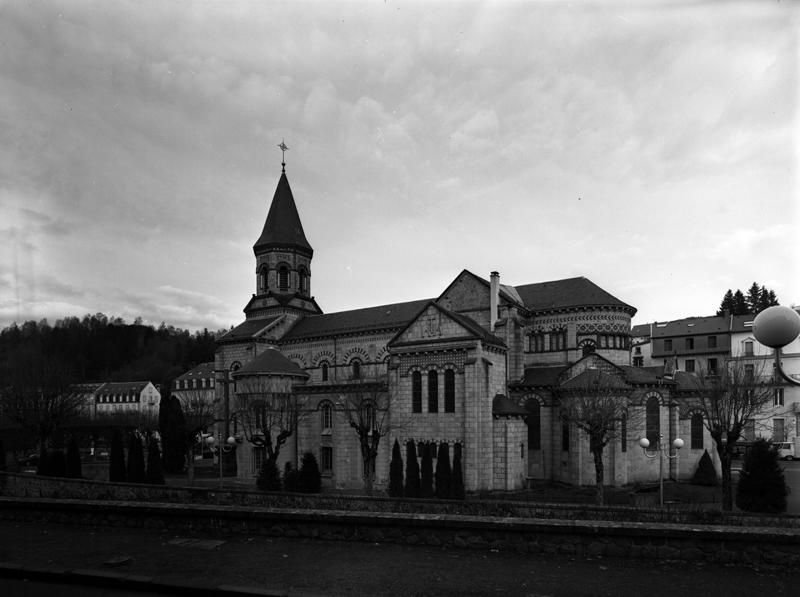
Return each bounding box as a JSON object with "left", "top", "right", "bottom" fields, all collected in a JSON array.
[{"left": 1, "top": 1, "right": 797, "bottom": 333}]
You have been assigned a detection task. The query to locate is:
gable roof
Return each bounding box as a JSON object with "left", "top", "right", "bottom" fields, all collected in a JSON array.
[
  {"left": 282, "top": 299, "right": 431, "bottom": 341},
  {"left": 175, "top": 362, "right": 215, "bottom": 381},
  {"left": 436, "top": 269, "right": 525, "bottom": 308},
  {"left": 253, "top": 172, "right": 313, "bottom": 256},
  {"left": 96, "top": 381, "right": 154, "bottom": 395},
  {"left": 235, "top": 347, "right": 309, "bottom": 377},
  {"left": 514, "top": 277, "right": 636, "bottom": 315},
  {"left": 218, "top": 316, "right": 283, "bottom": 344},
  {"left": 387, "top": 301, "right": 507, "bottom": 349}
]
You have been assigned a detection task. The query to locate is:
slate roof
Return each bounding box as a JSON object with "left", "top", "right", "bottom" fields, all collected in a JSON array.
[
  {"left": 440, "top": 305, "right": 507, "bottom": 348},
  {"left": 647, "top": 316, "right": 730, "bottom": 338},
  {"left": 96, "top": 381, "right": 153, "bottom": 395},
  {"left": 514, "top": 277, "right": 636, "bottom": 314},
  {"left": 218, "top": 316, "right": 282, "bottom": 343},
  {"left": 512, "top": 364, "right": 669, "bottom": 389},
  {"left": 235, "top": 348, "right": 308, "bottom": 377},
  {"left": 253, "top": 172, "right": 313, "bottom": 256},
  {"left": 175, "top": 362, "right": 215, "bottom": 381},
  {"left": 282, "top": 299, "right": 431, "bottom": 341},
  {"left": 492, "top": 394, "right": 527, "bottom": 416},
  {"left": 511, "top": 366, "right": 566, "bottom": 388}
]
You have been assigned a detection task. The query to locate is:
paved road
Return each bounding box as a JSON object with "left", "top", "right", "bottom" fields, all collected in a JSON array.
[{"left": 1, "top": 520, "right": 798, "bottom": 597}]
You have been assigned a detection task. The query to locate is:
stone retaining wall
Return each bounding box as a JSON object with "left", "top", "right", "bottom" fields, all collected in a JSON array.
[
  {"left": 2, "top": 472, "right": 799, "bottom": 528},
  {"left": 2, "top": 496, "right": 800, "bottom": 567}
]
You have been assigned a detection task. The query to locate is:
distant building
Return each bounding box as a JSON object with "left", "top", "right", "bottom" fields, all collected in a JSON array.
[{"left": 93, "top": 381, "right": 160, "bottom": 421}]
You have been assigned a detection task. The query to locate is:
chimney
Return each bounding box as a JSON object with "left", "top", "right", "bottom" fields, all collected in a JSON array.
[{"left": 490, "top": 271, "right": 499, "bottom": 332}]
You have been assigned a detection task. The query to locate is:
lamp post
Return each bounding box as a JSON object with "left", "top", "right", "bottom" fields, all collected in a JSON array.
[
  {"left": 639, "top": 435, "right": 684, "bottom": 507},
  {"left": 753, "top": 305, "right": 800, "bottom": 387},
  {"left": 205, "top": 431, "right": 236, "bottom": 488}
]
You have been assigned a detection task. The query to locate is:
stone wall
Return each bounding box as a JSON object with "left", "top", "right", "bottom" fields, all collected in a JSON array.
[{"left": 2, "top": 494, "right": 800, "bottom": 567}]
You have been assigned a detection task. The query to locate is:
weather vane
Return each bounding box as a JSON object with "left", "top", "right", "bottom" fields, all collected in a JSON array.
[{"left": 278, "top": 139, "right": 289, "bottom": 172}]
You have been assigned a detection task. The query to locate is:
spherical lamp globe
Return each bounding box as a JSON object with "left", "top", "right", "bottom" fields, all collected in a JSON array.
[{"left": 753, "top": 305, "right": 800, "bottom": 349}]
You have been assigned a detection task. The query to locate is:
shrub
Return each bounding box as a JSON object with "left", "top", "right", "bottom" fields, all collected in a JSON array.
[
  {"left": 257, "top": 458, "right": 282, "bottom": 491},
  {"left": 435, "top": 442, "right": 451, "bottom": 499},
  {"left": 691, "top": 449, "right": 718, "bottom": 486},
  {"left": 127, "top": 433, "right": 147, "bottom": 483},
  {"left": 389, "top": 439, "right": 404, "bottom": 497},
  {"left": 298, "top": 451, "right": 322, "bottom": 493},
  {"left": 43, "top": 450, "right": 67, "bottom": 477},
  {"left": 283, "top": 461, "right": 299, "bottom": 492},
  {"left": 736, "top": 438, "right": 788, "bottom": 513},
  {"left": 420, "top": 442, "right": 434, "bottom": 498},
  {"left": 450, "top": 442, "right": 465, "bottom": 500},
  {"left": 146, "top": 437, "right": 165, "bottom": 485},
  {"left": 404, "top": 440, "right": 420, "bottom": 498},
  {"left": 109, "top": 429, "right": 126, "bottom": 482},
  {"left": 66, "top": 437, "right": 82, "bottom": 479}
]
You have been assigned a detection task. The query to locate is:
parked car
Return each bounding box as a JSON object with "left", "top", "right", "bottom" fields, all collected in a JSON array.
[{"left": 773, "top": 442, "right": 795, "bottom": 460}]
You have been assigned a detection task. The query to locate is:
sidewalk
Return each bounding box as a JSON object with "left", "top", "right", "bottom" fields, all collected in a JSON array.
[{"left": 1, "top": 519, "right": 799, "bottom": 596}]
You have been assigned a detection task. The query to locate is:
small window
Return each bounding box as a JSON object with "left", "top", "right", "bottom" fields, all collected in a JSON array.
[
  {"left": 708, "top": 358, "right": 718, "bottom": 374},
  {"left": 685, "top": 359, "right": 695, "bottom": 372},
  {"left": 708, "top": 336, "right": 717, "bottom": 349},
  {"left": 634, "top": 346, "right": 641, "bottom": 355},
  {"left": 561, "top": 419, "right": 570, "bottom": 452},
  {"left": 321, "top": 446, "right": 333, "bottom": 473},
  {"left": 686, "top": 338, "right": 694, "bottom": 350},
  {"left": 278, "top": 266, "right": 289, "bottom": 291},
  {"left": 351, "top": 360, "right": 361, "bottom": 380},
  {"left": 774, "top": 388, "right": 784, "bottom": 407},
  {"left": 633, "top": 356, "right": 644, "bottom": 367},
  {"left": 251, "top": 447, "right": 266, "bottom": 476},
  {"left": 321, "top": 402, "right": 332, "bottom": 431},
  {"left": 744, "top": 341, "right": 754, "bottom": 356},
  {"left": 444, "top": 369, "right": 455, "bottom": 413},
  {"left": 745, "top": 364, "right": 755, "bottom": 384},
  {"left": 321, "top": 362, "right": 329, "bottom": 382},
  {"left": 664, "top": 339, "right": 673, "bottom": 352}
]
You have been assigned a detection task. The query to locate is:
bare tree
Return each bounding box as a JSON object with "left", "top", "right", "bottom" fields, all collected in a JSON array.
[
  {"left": 233, "top": 378, "right": 308, "bottom": 467},
  {"left": 173, "top": 386, "right": 218, "bottom": 485},
  {"left": 685, "top": 357, "right": 778, "bottom": 511},
  {"left": 339, "top": 383, "right": 405, "bottom": 493},
  {"left": 558, "top": 368, "right": 633, "bottom": 506},
  {"left": 0, "top": 352, "right": 82, "bottom": 452}
]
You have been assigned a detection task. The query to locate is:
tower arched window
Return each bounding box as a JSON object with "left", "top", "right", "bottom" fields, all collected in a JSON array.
[
  {"left": 258, "top": 265, "right": 268, "bottom": 292},
  {"left": 411, "top": 371, "right": 422, "bottom": 413},
  {"left": 278, "top": 265, "right": 289, "bottom": 291},
  {"left": 320, "top": 361, "right": 329, "bottom": 382},
  {"left": 428, "top": 370, "right": 438, "bottom": 413},
  {"left": 299, "top": 267, "right": 309, "bottom": 295},
  {"left": 351, "top": 359, "right": 361, "bottom": 380}
]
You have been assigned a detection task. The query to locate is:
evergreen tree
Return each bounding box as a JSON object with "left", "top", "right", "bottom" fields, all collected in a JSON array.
[
  {"left": 716, "top": 289, "right": 735, "bottom": 316},
  {"left": 66, "top": 437, "right": 82, "bottom": 479},
  {"left": 161, "top": 395, "right": 186, "bottom": 474},
  {"left": 745, "top": 282, "right": 762, "bottom": 315},
  {"left": 109, "top": 428, "right": 126, "bottom": 482},
  {"left": 282, "top": 461, "right": 299, "bottom": 492},
  {"left": 435, "top": 442, "right": 451, "bottom": 499},
  {"left": 420, "top": 442, "right": 434, "bottom": 498},
  {"left": 388, "top": 438, "right": 404, "bottom": 497},
  {"left": 42, "top": 450, "right": 67, "bottom": 477},
  {"left": 257, "top": 458, "right": 282, "bottom": 491},
  {"left": 145, "top": 437, "right": 165, "bottom": 485},
  {"left": 35, "top": 447, "right": 47, "bottom": 476},
  {"left": 450, "top": 442, "right": 465, "bottom": 500},
  {"left": 690, "top": 449, "right": 718, "bottom": 486},
  {"left": 127, "top": 433, "right": 147, "bottom": 483},
  {"left": 736, "top": 439, "right": 788, "bottom": 513},
  {"left": 732, "top": 290, "right": 748, "bottom": 315},
  {"left": 298, "top": 451, "right": 322, "bottom": 493},
  {"left": 404, "top": 440, "right": 420, "bottom": 498}
]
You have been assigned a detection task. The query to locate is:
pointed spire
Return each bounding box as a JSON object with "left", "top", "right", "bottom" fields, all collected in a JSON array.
[{"left": 253, "top": 167, "right": 313, "bottom": 257}]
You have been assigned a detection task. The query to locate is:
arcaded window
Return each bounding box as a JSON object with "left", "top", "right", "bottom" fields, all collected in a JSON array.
[
  {"left": 412, "top": 371, "right": 422, "bottom": 413},
  {"left": 691, "top": 413, "right": 704, "bottom": 449},
  {"left": 428, "top": 370, "right": 438, "bottom": 413},
  {"left": 646, "top": 395, "right": 661, "bottom": 448},
  {"left": 526, "top": 399, "right": 541, "bottom": 450},
  {"left": 444, "top": 369, "right": 455, "bottom": 413}
]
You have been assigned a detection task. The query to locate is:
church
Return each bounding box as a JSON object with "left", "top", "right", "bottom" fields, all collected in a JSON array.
[{"left": 214, "top": 158, "right": 705, "bottom": 492}]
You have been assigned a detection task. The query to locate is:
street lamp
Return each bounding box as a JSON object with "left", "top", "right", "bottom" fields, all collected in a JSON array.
[
  {"left": 205, "top": 432, "right": 236, "bottom": 488},
  {"left": 639, "top": 435, "right": 684, "bottom": 507},
  {"left": 753, "top": 305, "right": 800, "bottom": 387}
]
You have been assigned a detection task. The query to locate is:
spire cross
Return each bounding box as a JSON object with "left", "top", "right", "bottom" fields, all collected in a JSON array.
[{"left": 278, "top": 140, "right": 289, "bottom": 172}]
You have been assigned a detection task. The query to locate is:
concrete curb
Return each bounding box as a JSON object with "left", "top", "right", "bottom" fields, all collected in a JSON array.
[{"left": 0, "top": 561, "right": 311, "bottom": 596}]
